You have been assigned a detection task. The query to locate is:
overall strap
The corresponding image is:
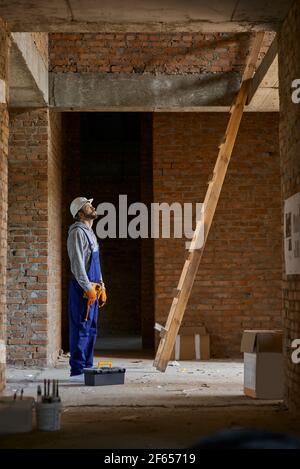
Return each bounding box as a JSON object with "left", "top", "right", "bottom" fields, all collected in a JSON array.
[{"left": 70, "top": 226, "right": 95, "bottom": 251}]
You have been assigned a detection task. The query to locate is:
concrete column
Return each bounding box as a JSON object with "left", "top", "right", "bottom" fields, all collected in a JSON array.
[{"left": 9, "top": 32, "right": 48, "bottom": 107}]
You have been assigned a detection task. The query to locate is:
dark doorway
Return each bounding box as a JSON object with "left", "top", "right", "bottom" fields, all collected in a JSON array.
[{"left": 61, "top": 113, "right": 154, "bottom": 353}]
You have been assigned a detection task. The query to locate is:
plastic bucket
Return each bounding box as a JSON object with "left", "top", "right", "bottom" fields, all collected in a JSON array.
[{"left": 36, "top": 402, "right": 61, "bottom": 431}]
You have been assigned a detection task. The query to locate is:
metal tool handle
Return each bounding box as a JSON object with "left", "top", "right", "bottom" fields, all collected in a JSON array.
[
  {"left": 84, "top": 303, "right": 90, "bottom": 321},
  {"left": 97, "top": 361, "right": 112, "bottom": 368}
]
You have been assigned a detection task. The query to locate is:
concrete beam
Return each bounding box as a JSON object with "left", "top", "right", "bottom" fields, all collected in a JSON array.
[
  {"left": 247, "top": 37, "right": 279, "bottom": 111},
  {"left": 50, "top": 72, "right": 242, "bottom": 111},
  {"left": 246, "top": 84, "right": 279, "bottom": 111},
  {"left": 0, "top": 0, "right": 294, "bottom": 32},
  {"left": 9, "top": 33, "right": 48, "bottom": 107}
]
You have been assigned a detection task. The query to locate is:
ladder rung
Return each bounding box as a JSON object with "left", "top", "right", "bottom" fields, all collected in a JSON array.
[{"left": 154, "top": 322, "right": 168, "bottom": 338}]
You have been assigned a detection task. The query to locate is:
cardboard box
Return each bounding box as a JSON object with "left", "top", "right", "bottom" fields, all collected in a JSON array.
[
  {"left": 171, "top": 326, "right": 210, "bottom": 361},
  {"left": 0, "top": 397, "right": 34, "bottom": 434},
  {"left": 240, "top": 330, "right": 284, "bottom": 399}
]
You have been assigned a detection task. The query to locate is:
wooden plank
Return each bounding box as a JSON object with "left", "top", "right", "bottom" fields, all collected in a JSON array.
[
  {"left": 247, "top": 36, "right": 277, "bottom": 104},
  {"left": 177, "top": 259, "right": 191, "bottom": 290},
  {"left": 242, "top": 32, "right": 266, "bottom": 82},
  {"left": 153, "top": 297, "right": 178, "bottom": 367},
  {"left": 154, "top": 32, "right": 265, "bottom": 372}
]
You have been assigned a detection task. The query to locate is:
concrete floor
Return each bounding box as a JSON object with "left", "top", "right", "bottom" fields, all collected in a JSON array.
[{"left": 0, "top": 353, "right": 299, "bottom": 448}]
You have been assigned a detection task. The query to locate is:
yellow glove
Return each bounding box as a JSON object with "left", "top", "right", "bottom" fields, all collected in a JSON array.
[
  {"left": 84, "top": 283, "right": 107, "bottom": 307},
  {"left": 84, "top": 285, "right": 97, "bottom": 306}
]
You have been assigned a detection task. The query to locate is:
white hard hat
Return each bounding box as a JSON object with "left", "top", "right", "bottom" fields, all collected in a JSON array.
[{"left": 70, "top": 197, "right": 93, "bottom": 218}]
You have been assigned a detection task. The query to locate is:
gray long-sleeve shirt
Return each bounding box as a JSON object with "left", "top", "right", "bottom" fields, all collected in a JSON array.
[{"left": 67, "top": 221, "right": 103, "bottom": 291}]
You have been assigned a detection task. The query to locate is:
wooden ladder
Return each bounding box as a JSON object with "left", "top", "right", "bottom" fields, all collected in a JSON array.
[{"left": 153, "top": 32, "right": 265, "bottom": 372}]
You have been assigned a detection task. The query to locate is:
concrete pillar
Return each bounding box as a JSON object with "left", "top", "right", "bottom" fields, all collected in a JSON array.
[
  {"left": 278, "top": 1, "right": 300, "bottom": 411},
  {"left": 0, "top": 17, "right": 10, "bottom": 390},
  {"left": 9, "top": 32, "right": 48, "bottom": 107}
]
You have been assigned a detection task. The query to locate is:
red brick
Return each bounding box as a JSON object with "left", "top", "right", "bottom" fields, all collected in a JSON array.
[{"left": 49, "top": 32, "right": 274, "bottom": 75}]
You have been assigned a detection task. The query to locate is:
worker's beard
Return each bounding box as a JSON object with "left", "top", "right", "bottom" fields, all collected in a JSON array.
[
  {"left": 85, "top": 211, "right": 98, "bottom": 220},
  {"left": 81, "top": 208, "right": 98, "bottom": 220}
]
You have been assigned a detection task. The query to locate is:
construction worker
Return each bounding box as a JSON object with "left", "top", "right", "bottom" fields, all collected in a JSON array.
[{"left": 67, "top": 197, "right": 107, "bottom": 381}]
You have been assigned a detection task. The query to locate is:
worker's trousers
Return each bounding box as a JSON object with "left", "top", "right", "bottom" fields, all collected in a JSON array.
[
  {"left": 68, "top": 240, "right": 101, "bottom": 376},
  {"left": 68, "top": 279, "right": 99, "bottom": 376}
]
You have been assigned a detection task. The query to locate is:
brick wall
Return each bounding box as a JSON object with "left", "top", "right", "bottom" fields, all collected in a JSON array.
[
  {"left": 7, "top": 109, "right": 62, "bottom": 366},
  {"left": 48, "top": 110, "right": 62, "bottom": 364},
  {"left": 278, "top": 1, "right": 300, "bottom": 411},
  {"left": 0, "top": 17, "right": 10, "bottom": 390},
  {"left": 49, "top": 32, "right": 274, "bottom": 74},
  {"left": 153, "top": 112, "right": 282, "bottom": 357},
  {"left": 8, "top": 109, "right": 49, "bottom": 366},
  {"left": 60, "top": 111, "right": 281, "bottom": 355},
  {"left": 49, "top": 31, "right": 278, "bottom": 356}
]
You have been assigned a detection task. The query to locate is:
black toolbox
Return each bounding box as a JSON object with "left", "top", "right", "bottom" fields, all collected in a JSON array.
[{"left": 83, "top": 362, "right": 126, "bottom": 386}]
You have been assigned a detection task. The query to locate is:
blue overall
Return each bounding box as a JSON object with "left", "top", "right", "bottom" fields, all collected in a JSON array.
[{"left": 68, "top": 228, "right": 102, "bottom": 376}]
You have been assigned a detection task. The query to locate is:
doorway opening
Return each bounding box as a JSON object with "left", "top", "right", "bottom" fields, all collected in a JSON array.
[{"left": 61, "top": 112, "right": 154, "bottom": 356}]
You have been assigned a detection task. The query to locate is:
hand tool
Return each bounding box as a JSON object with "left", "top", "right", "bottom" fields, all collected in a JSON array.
[
  {"left": 84, "top": 303, "right": 90, "bottom": 321},
  {"left": 83, "top": 282, "right": 106, "bottom": 320}
]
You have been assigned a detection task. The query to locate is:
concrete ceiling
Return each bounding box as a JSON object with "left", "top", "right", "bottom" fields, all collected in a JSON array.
[
  {"left": 2, "top": 1, "right": 282, "bottom": 111},
  {"left": 0, "top": 0, "right": 294, "bottom": 32}
]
